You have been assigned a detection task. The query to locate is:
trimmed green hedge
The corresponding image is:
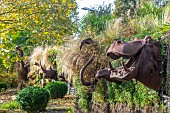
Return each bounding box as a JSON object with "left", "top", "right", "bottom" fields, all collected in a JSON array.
[
  {"left": 45, "top": 81, "right": 68, "bottom": 99},
  {"left": 17, "top": 86, "right": 50, "bottom": 113}
]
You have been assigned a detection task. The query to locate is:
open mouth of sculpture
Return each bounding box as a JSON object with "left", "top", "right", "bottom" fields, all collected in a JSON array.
[
  {"left": 95, "top": 61, "right": 136, "bottom": 82},
  {"left": 110, "top": 66, "right": 136, "bottom": 79},
  {"left": 107, "top": 53, "right": 120, "bottom": 60}
]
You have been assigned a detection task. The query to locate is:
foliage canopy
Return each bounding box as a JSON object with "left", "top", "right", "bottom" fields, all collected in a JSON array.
[{"left": 0, "top": 0, "right": 79, "bottom": 74}]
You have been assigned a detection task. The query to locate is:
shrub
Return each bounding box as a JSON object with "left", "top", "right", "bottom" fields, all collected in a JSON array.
[
  {"left": 0, "top": 82, "right": 8, "bottom": 91},
  {"left": 17, "top": 86, "right": 50, "bottom": 113},
  {"left": 0, "top": 100, "right": 19, "bottom": 110},
  {"left": 45, "top": 81, "right": 68, "bottom": 99}
]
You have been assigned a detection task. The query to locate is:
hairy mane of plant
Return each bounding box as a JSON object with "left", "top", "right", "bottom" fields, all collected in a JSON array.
[
  {"left": 58, "top": 38, "right": 109, "bottom": 112},
  {"left": 28, "top": 46, "right": 58, "bottom": 85},
  {"left": 104, "top": 18, "right": 123, "bottom": 44}
]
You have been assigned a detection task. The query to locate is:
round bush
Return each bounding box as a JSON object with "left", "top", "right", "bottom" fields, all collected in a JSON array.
[
  {"left": 17, "top": 86, "right": 50, "bottom": 113},
  {"left": 0, "top": 82, "right": 8, "bottom": 91},
  {"left": 45, "top": 81, "right": 68, "bottom": 99}
]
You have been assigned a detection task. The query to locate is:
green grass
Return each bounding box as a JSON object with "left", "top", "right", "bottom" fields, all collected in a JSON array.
[{"left": 0, "top": 100, "right": 19, "bottom": 110}]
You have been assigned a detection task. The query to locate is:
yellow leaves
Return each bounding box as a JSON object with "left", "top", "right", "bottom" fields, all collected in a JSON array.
[
  {"left": 0, "top": 44, "right": 2, "bottom": 49},
  {"left": 66, "top": 10, "right": 70, "bottom": 16},
  {"left": 15, "top": 56, "right": 19, "bottom": 62},
  {"left": 60, "top": 16, "right": 67, "bottom": 20},
  {"left": 34, "top": 19, "right": 39, "bottom": 24},
  {"left": 68, "top": 3, "right": 77, "bottom": 9},
  {"left": 62, "top": 0, "right": 67, "bottom": 4},
  {"left": 44, "top": 32, "right": 48, "bottom": 35},
  {"left": 1, "top": 33, "right": 7, "bottom": 39},
  {"left": 0, "top": 0, "right": 78, "bottom": 46},
  {"left": 0, "top": 23, "right": 6, "bottom": 28},
  {"left": 57, "top": 33, "right": 60, "bottom": 37}
]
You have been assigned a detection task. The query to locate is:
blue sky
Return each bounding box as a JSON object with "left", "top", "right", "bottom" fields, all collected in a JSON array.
[{"left": 77, "top": 0, "right": 114, "bottom": 18}]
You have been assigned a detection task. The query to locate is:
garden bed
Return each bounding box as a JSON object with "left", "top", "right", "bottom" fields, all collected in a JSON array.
[{"left": 0, "top": 88, "right": 75, "bottom": 113}]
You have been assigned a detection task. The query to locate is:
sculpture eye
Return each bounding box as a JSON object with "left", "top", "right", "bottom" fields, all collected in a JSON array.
[
  {"left": 116, "top": 40, "right": 122, "bottom": 44},
  {"left": 144, "top": 36, "right": 152, "bottom": 44}
]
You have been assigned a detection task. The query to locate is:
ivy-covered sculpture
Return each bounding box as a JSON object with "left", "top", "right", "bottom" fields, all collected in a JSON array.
[
  {"left": 80, "top": 36, "right": 163, "bottom": 91},
  {"left": 16, "top": 45, "right": 29, "bottom": 89},
  {"left": 34, "top": 62, "right": 57, "bottom": 81}
]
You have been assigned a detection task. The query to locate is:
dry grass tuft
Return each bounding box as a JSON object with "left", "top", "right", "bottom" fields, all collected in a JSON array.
[
  {"left": 59, "top": 38, "right": 108, "bottom": 83},
  {"left": 105, "top": 18, "right": 123, "bottom": 40},
  {"left": 163, "top": 4, "right": 170, "bottom": 24},
  {"left": 28, "top": 46, "right": 59, "bottom": 85}
]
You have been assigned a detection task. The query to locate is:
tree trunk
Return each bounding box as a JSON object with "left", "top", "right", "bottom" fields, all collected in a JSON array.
[
  {"left": 166, "top": 44, "right": 170, "bottom": 95},
  {"left": 166, "top": 44, "right": 170, "bottom": 112}
]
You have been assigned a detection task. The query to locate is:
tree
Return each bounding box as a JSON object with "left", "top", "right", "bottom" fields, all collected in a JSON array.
[
  {"left": 0, "top": 0, "right": 78, "bottom": 76},
  {"left": 80, "top": 2, "right": 113, "bottom": 35},
  {"left": 113, "top": 0, "right": 137, "bottom": 21},
  {"left": 154, "top": 0, "right": 169, "bottom": 7},
  {"left": 0, "top": 0, "right": 78, "bottom": 45}
]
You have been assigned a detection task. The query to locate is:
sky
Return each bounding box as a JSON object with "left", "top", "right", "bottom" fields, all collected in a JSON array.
[{"left": 77, "top": 0, "right": 114, "bottom": 18}]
